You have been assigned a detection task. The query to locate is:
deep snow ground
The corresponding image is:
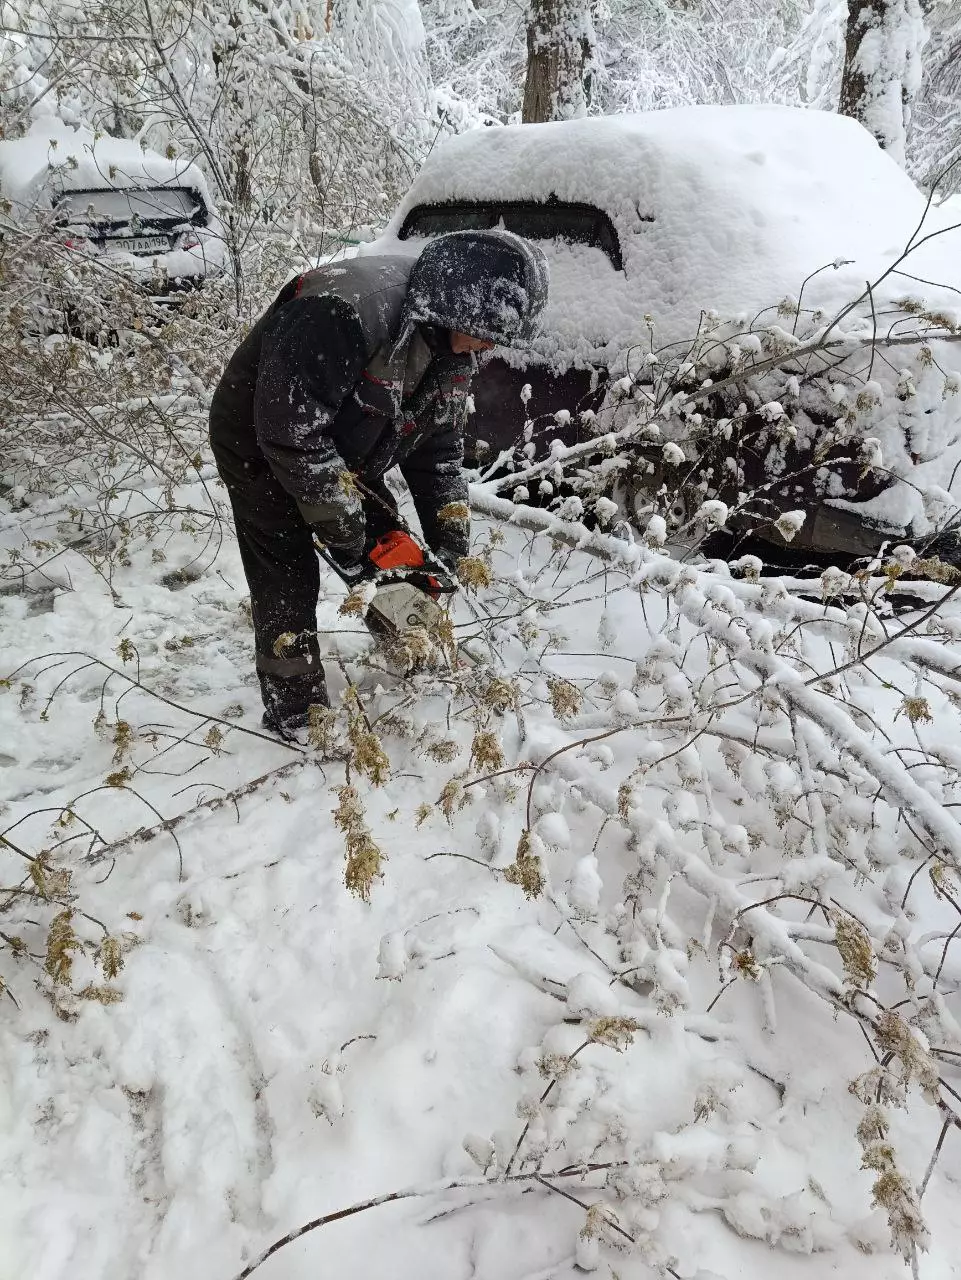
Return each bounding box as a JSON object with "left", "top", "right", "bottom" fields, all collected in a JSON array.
[{"left": 2, "top": 473, "right": 961, "bottom": 1280}]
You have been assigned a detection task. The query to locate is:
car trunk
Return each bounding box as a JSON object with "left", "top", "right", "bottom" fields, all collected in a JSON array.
[{"left": 55, "top": 186, "right": 206, "bottom": 256}]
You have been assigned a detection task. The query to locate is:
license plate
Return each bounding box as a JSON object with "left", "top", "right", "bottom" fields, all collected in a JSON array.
[{"left": 109, "top": 236, "right": 168, "bottom": 254}]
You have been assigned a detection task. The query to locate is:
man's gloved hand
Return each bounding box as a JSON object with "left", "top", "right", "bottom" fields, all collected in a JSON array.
[
  {"left": 299, "top": 497, "right": 367, "bottom": 577},
  {"left": 324, "top": 541, "right": 373, "bottom": 583}
]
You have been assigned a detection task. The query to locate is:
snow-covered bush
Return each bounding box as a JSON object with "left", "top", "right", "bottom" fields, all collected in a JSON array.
[
  {"left": 0, "top": 203, "right": 232, "bottom": 584},
  {"left": 477, "top": 211, "right": 961, "bottom": 556}
]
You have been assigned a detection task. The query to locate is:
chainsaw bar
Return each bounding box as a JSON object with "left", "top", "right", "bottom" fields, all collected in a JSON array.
[{"left": 366, "top": 581, "right": 487, "bottom": 669}]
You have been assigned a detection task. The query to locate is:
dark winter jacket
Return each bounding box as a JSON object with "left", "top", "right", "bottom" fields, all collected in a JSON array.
[
  {"left": 209, "top": 256, "right": 468, "bottom": 558},
  {"left": 209, "top": 232, "right": 549, "bottom": 561}
]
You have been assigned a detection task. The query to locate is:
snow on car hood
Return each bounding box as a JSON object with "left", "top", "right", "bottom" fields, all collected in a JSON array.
[{"left": 375, "top": 105, "right": 961, "bottom": 369}]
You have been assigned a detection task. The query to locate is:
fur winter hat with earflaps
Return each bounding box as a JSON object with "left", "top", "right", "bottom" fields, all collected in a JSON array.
[{"left": 394, "top": 229, "right": 550, "bottom": 353}]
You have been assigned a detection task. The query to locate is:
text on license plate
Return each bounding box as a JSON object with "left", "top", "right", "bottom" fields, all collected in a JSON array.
[{"left": 110, "top": 236, "right": 168, "bottom": 254}]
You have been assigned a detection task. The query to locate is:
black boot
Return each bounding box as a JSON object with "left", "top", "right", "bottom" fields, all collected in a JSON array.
[
  {"left": 257, "top": 631, "right": 330, "bottom": 741},
  {"left": 260, "top": 667, "right": 330, "bottom": 740}
]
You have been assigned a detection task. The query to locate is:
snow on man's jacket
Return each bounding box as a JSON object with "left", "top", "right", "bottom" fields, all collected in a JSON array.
[{"left": 209, "top": 232, "right": 549, "bottom": 561}]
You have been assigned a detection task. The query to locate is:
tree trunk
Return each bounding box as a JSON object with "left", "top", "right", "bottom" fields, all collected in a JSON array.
[
  {"left": 522, "top": 0, "right": 595, "bottom": 124},
  {"left": 838, "top": 0, "right": 926, "bottom": 166}
]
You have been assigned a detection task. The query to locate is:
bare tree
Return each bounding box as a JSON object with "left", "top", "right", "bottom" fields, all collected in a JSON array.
[
  {"left": 838, "top": 0, "right": 927, "bottom": 165},
  {"left": 521, "top": 0, "right": 596, "bottom": 124}
]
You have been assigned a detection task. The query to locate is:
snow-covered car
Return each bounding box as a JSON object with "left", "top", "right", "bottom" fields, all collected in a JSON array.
[
  {"left": 371, "top": 106, "right": 961, "bottom": 558},
  {"left": 0, "top": 120, "right": 227, "bottom": 299}
]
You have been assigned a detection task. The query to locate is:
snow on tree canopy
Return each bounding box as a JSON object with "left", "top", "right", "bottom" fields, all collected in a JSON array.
[{"left": 375, "top": 104, "right": 961, "bottom": 369}]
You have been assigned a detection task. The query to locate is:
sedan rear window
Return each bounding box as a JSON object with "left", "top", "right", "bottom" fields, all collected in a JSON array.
[
  {"left": 399, "top": 199, "right": 623, "bottom": 271},
  {"left": 54, "top": 186, "right": 205, "bottom": 227}
]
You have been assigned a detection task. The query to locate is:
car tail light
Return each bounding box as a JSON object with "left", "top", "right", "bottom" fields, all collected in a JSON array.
[
  {"left": 180, "top": 233, "right": 200, "bottom": 250},
  {"left": 63, "top": 237, "right": 85, "bottom": 249}
]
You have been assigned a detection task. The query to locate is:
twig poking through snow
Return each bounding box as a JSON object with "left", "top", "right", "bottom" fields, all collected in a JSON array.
[{"left": 228, "top": 1165, "right": 631, "bottom": 1280}]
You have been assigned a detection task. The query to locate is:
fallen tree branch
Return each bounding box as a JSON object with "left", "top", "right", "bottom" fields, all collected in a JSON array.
[
  {"left": 2, "top": 650, "right": 307, "bottom": 754},
  {"left": 470, "top": 489, "right": 961, "bottom": 685},
  {"left": 79, "top": 760, "right": 310, "bottom": 866},
  {"left": 229, "top": 1164, "right": 629, "bottom": 1280}
]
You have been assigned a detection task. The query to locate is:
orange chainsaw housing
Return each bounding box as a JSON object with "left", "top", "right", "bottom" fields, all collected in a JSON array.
[
  {"left": 368, "top": 530, "right": 449, "bottom": 596},
  {"left": 369, "top": 530, "right": 426, "bottom": 571}
]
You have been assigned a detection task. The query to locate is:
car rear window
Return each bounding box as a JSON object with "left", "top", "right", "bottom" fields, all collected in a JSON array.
[
  {"left": 399, "top": 199, "right": 623, "bottom": 271},
  {"left": 54, "top": 186, "right": 204, "bottom": 227}
]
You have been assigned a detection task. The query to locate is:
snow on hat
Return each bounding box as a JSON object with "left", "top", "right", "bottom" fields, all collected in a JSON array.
[{"left": 397, "top": 229, "right": 549, "bottom": 350}]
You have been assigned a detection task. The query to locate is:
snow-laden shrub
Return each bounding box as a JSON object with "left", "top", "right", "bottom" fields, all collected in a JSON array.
[
  {"left": 479, "top": 225, "right": 961, "bottom": 556},
  {"left": 0, "top": 208, "right": 233, "bottom": 600},
  {"left": 442, "top": 493, "right": 961, "bottom": 1276}
]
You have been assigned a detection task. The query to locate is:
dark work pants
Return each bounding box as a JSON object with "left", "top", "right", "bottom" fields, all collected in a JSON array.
[
  {"left": 213, "top": 447, "right": 401, "bottom": 722},
  {"left": 214, "top": 451, "right": 327, "bottom": 722}
]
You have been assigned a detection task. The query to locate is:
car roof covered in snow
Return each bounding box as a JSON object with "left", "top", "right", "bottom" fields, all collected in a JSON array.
[
  {"left": 0, "top": 118, "right": 215, "bottom": 211},
  {"left": 375, "top": 105, "right": 961, "bottom": 366}
]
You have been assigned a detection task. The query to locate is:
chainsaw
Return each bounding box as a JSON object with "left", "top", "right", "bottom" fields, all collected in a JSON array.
[{"left": 315, "top": 528, "right": 461, "bottom": 655}]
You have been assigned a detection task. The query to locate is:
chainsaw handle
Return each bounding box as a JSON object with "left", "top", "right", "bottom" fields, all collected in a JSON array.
[{"left": 313, "top": 538, "right": 376, "bottom": 584}]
